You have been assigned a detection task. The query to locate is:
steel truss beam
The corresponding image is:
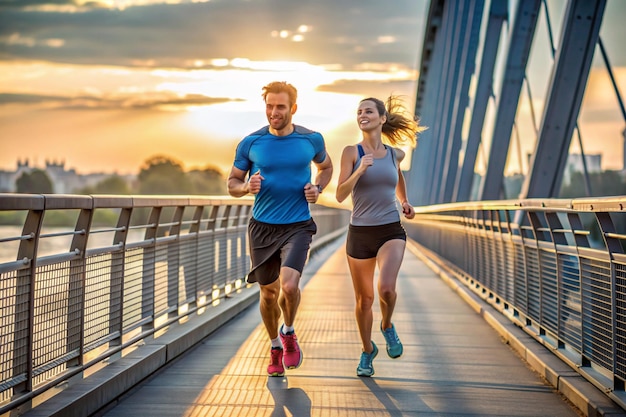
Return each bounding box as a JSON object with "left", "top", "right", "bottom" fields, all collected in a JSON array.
[
  {"left": 478, "top": 0, "right": 541, "bottom": 200},
  {"left": 454, "top": 0, "right": 508, "bottom": 202},
  {"left": 520, "top": 0, "right": 606, "bottom": 198}
]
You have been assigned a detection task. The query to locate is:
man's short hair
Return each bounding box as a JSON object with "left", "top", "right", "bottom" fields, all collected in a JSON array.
[{"left": 262, "top": 81, "right": 298, "bottom": 107}]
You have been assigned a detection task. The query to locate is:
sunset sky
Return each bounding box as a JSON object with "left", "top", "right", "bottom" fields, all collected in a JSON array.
[
  {"left": 0, "top": 0, "right": 625, "bottom": 185},
  {"left": 0, "top": 0, "right": 427, "bottom": 179}
]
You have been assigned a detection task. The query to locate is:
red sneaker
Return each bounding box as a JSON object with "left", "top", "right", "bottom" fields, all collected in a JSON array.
[
  {"left": 279, "top": 325, "right": 303, "bottom": 369},
  {"left": 267, "top": 347, "right": 285, "bottom": 377}
]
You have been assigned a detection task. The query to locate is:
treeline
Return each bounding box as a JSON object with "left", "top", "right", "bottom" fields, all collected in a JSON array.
[
  {"left": 1, "top": 156, "right": 228, "bottom": 227},
  {"left": 560, "top": 170, "right": 626, "bottom": 245},
  {"left": 501, "top": 170, "right": 626, "bottom": 200},
  {"left": 13, "top": 155, "right": 227, "bottom": 196},
  {"left": 559, "top": 170, "right": 626, "bottom": 198}
]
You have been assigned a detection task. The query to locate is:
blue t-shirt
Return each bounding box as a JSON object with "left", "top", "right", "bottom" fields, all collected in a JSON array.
[{"left": 233, "top": 125, "right": 327, "bottom": 224}]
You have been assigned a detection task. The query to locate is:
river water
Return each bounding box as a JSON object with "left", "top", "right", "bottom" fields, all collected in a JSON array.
[{"left": 0, "top": 225, "right": 146, "bottom": 263}]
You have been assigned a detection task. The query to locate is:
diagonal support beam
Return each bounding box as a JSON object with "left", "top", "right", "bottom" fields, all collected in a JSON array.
[
  {"left": 520, "top": 0, "right": 606, "bottom": 198},
  {"left": 478, "top": 0, "right": 541, "bottom": 200},
  {"left": 453, "top": 0, "right": 508, "bottom": 202}
]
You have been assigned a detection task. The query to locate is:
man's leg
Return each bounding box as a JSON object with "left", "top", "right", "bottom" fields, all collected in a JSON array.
[
  {"left": 278, "top": 266, "right": 301, "bottom": 327},
  {"left": 276, "top": 220, "right": 315, "bottom": 369},
  {"left": 259, "top": 280, "right": 284, "bottom": 376},
  {"left": 278, "top": 266, "right": 303, "bottom": 369},
  {"left": 259, "top": 279, "right": 281, "bottom": 340}
]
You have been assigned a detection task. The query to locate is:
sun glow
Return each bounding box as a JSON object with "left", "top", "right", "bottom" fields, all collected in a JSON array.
[{"left": 0, "top": 57, "right": 418, "bottom": 175}]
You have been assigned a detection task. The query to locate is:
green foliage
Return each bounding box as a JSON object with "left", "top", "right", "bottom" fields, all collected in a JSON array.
[
  {"left": 0, "top": 211, "right": 27, "bottom": 225},
  {"left": 560, "top": 171, "right": 626, "bottom": 198},
  {"left": 92, "top": 209, "right": 121, "bottom": 227},
  {"left": 188, "top": 167, "right": 227, "bottom": 195},
  {"left": 42, "top": 210, "right": 78, "bottom": 227},
  {"left": 0, "top": 155, "right": 227, "bottom": 226},
  {"left": 77, "top": 175, "right": 132, "bottom": 195},
  {"left": 0, "top": 209, "right": 119, "bottom": 228},
  {"left": 135, "top": 155, "right": 226, "bottom": 195},
  {"left": 15, "top": 169, "right": 54, "bottom": 193},
  {"left": 137, "top": 155, "right": 193, "bottom": 195},
  {"left": 559, "top": 173, "right": 626, "bottom": 247}
]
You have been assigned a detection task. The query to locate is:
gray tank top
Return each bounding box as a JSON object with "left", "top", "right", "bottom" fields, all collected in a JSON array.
[{"left": 350, "top": 144, "right": 401, "bottom": 226}]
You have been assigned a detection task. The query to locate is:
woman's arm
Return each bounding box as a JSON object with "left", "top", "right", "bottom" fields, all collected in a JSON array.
[
  {"left": 393, "top": 148, "right": 415, "bottom": 219},
  {"left": 336, "top": 145, "right": 370, "bottom": 203}
]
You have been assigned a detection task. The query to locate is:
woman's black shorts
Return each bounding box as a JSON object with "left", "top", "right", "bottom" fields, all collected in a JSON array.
[
  {"left": 246, "top": 218, "right": 317, "bottom": 285},
  {"left": 346, "top": 221, "right": 406, "bottom": 259}
]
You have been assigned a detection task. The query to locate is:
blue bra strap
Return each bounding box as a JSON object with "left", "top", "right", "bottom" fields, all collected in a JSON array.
[{"left": 357, "top": 144, "right": 397, "bottom": 168}]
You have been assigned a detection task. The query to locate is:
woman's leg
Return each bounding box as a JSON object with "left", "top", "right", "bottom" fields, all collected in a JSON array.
[
  {"left": 347, "top": 256, "right": 377, "bottom": 353},
  {"left": 376, "top": 239, "right": 405, "bottom": 329}
]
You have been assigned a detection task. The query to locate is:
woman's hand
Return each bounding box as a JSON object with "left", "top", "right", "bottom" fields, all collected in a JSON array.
[
  {"left": 401, "top": 201, "right": 415, "bottom": 219},
  {"left": 356, "top": 153, "right": 373, "bottom": 175}
]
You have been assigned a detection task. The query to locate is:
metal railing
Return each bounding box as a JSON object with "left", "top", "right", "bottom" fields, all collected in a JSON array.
[
  {"left": 0, "top": 194, "right": 349, "bottom": 414},
  {"left": 403, "top": 196, "right": 626, "bottom": 408}
]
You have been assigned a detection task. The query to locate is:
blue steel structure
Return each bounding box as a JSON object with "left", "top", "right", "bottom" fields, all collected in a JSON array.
[
  {"left": 408, "top": 0, "right": 622, "bottom": 205},
  {"left": 402, "top": 0, "right": 626, "bottom": 408}
]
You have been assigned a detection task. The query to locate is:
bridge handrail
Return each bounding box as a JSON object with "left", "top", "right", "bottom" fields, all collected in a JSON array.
[
  {"left": 411, "top": 196, "right": 626, "bottom": 213},
  {"left": 0, "top": 193, "right": 350, "bottom": 414},
  {"left": 404, "top": 195, "right": 626, "bottom": 408}
]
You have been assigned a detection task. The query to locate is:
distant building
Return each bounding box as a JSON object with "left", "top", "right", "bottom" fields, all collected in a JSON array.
[
  {"left": 0, "top": 159, "right": 131, "bottom": 193},
  {"left": 524, "top": 152, "right": 603, "bottom": 186},
  {"left": 0, "top": 172, "right": 14, "bottom": 193},
  {"left": 0, "top": 159, "right": 30, "bottom": 193},
  {"left": 503, "top": 173, "right": 524, "bottom": 199},
  {"left": 562, "top": 153, "right": 602, "bottom": 185},
  {"left": 623, "top": 127, "right": 625, "bottom": 172}
]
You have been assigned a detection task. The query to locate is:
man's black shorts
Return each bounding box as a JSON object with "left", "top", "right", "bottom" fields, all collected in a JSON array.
[{"left": 246, "top": 218, "right": 317, "bottom": 285}]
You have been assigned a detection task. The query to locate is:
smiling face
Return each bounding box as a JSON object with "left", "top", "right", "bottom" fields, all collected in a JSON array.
[
  {"left": 357, "top": 99, "right": 386, "bottom": 132},
  {"left": 265, "top": 91, "right": 296, "bottom": 135}
]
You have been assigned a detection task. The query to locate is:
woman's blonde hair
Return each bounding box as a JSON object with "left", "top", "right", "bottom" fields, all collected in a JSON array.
[{"left": 360, "top": 95, "right": 427, "bottom": 148}]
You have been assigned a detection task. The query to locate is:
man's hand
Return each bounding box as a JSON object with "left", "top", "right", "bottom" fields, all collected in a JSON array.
[
  {"left": 246, "top": 170, "right": 264, "bottom": 194},
  {"left": 304, "top": 183, "right": 319, "bottom": 203}
]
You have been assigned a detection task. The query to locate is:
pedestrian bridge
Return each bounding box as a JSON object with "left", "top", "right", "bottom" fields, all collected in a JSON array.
[
  {"left": 3, "top": 0, "right": 626, "bottom": 415},
  {"left": 1, "top": 194, "right": 625, "bottom": 416}
]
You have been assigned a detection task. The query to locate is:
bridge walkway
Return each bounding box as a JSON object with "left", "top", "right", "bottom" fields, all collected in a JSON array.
[{"left": 28, "top": 238, "right": 626, "bottom": 417}]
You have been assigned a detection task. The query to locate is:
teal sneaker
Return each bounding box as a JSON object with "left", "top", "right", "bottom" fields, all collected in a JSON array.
[
  {"left": 356, "top": 341, "right": 378, "bottom": 377},
  {"left": 381, "top": 322, "right": 403, "bottom": 358}
]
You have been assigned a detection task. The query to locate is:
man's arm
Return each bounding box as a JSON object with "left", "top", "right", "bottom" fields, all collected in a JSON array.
[
  {"left": 227, "top": 166, "right": 249, "bottom": 197},
  {"left": 227, "top": 166, "right": 265, "bottom": 197},
  {"left": 313, "top": 153, "right": 333, "bottom": 192},
  {"left": 228, "top": 166, "right": 264, "bottom": 197},
  {"left": 304, "top": 153, "right": 333, "bottom": 204}
]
